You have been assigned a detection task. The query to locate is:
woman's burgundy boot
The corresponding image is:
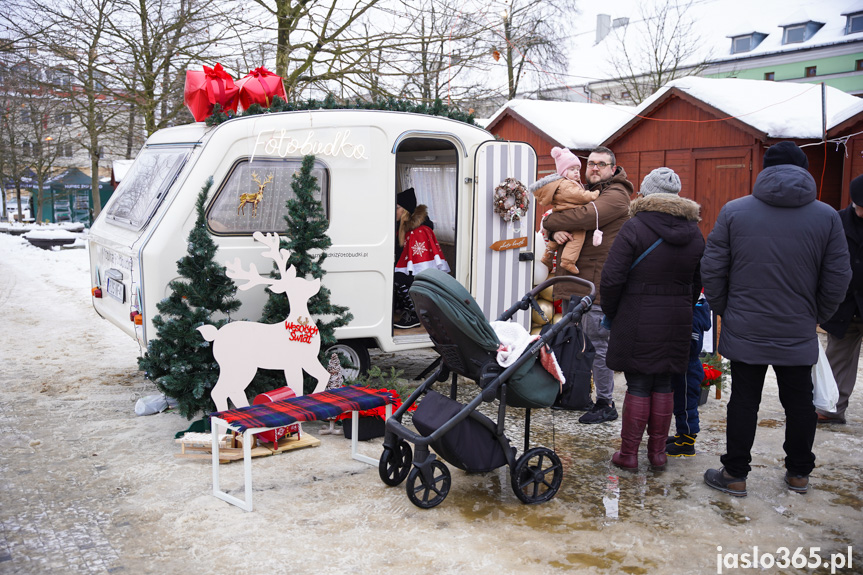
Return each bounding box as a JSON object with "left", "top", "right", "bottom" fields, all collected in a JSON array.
[
  {"left": 647, "top": 392, "right": 674, "bottom": 469},
  {"left": 611, "top": 393, "right": 651, "bottom": 470}
]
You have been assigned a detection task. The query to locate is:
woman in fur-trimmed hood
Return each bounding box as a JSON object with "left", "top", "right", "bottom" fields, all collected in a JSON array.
[
  {"left": 393, "top": 188, "right": 449, "bottom": 329},
  {"left": 600, "top": 167, "right": 705, "bottom": 471}
]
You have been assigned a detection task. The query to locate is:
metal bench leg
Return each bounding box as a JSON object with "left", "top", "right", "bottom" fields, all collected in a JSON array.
[
  {"left": 350, "top": 404, "right": 392, "bottom": 465},
  {"left": 211, "top": 417, "right": 256, "bottom": 512}
]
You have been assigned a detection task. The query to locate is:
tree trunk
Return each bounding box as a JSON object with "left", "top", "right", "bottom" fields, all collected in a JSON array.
[{"left": 91, "top": 155, "right": 102, "bottom": 220}]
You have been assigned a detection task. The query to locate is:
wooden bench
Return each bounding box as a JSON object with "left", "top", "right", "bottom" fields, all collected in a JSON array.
[{"left": 210, "top": 386, "right": 394, "bottom": 511}]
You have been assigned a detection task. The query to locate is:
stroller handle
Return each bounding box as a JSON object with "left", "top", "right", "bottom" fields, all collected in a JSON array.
[
  {"left": 529, "top": 275, "right": 595, "bottom": 301},
  {"left": 498, "top": 276, "right": 595, "bottom": 324}
]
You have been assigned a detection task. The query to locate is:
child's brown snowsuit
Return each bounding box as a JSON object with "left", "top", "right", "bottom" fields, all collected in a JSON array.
[{"left": 532, "top": 175, "right": 600, "bottom": 274}]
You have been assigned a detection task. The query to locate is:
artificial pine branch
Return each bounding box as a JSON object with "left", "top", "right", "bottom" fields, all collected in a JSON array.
[
  {"left": 255, "top": 155, "right": 353, "bottom": 394},
  {"left": 220, "top": 94, "right": 475, "bottom": 126},
  {"left": 137, "top": 178, "right": 241, "bottom": 419}
]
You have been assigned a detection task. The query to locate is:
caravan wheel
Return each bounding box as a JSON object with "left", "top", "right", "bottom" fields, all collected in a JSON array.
[{"left": 325, "top": 340, "right": 370, "bottom": 381}]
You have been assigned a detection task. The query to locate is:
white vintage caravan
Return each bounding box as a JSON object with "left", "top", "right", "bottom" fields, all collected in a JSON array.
[{"left": 88, "top": 110, "right": 538, "bottom": 375}]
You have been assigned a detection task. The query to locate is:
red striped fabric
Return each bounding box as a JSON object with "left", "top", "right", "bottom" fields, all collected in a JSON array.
[{"left": 211, "top": 386, "right": 395, "bottom": 433}]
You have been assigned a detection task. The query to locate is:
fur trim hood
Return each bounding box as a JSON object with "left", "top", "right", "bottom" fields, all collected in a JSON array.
[
  {"left": 631, "top": 194, "right": 700, "bottom": 222},
  {"left": 399, "top": 204, "right": 431, "bottom": 245},
  {"left": 529, "top": 173, "right": 565, "bottom": 205},
  {"left": 529, "top": 173, "right": 563, "bottom": 195}
]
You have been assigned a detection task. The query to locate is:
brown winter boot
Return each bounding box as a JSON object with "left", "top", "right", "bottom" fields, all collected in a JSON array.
[
  {"left": 540, "top": 249, "right": 555, "bottom": 271},
  {"left": 559, "top": 259, "right": 580, "bottom": 275},
  {"left": 611, "top": 393, "right": 651, "bottom": 470},
  {"left": 647, "top": 392, "right": 674, "bottom": 469}
]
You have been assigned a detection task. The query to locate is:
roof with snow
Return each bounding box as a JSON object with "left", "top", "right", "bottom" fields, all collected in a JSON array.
[
  {"left": 613, "top": 76, "right": 863, "bottom": 140},
  {"left": 484, "top": 99, "right": 638, "bottom": 149},
  {"left": 562, "top": 0, "right": 863, "bottom": 89}
]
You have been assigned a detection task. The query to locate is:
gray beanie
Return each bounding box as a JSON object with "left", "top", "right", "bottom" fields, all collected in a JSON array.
[{"left": 640, "top": 167, "right": 681, "bottom": 196}]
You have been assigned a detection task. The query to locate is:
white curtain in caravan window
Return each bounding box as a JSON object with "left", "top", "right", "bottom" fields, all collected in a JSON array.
[
  {"left": 398, "top": 165, "right": 413, "bottom": 193},
  {"left": 397, "top": 163, "right": 456, "bottom": 244}
]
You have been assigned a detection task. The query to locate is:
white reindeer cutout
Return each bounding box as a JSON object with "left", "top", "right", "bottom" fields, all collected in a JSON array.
[{"left": 198, "top": 231, "right": 331, "bottom": 416}]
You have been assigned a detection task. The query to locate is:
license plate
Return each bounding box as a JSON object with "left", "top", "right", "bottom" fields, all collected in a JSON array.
[{"left": 106, "top": 277, "right": 125, "bottom": 303}]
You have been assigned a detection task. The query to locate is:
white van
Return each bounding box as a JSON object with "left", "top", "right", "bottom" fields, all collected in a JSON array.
[{"left": 87, "top": 109, "right": 538, "bottom": 374}]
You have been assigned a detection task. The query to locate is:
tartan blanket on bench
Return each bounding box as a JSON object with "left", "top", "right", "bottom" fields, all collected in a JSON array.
[{"left": 211, "top": 387, "right": 395, "bottom": 433}]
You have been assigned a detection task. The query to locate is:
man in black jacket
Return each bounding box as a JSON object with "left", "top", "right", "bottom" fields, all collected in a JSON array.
[
  {"left": 701, "top": 142, "right": 850, "bottom": 497},
  {"left": 817, "top": 174, "right": 863, "bottom": 425}
]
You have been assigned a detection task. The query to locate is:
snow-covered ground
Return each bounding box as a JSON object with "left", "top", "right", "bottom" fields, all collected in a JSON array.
[{"left": 0, "top": 231, "right": 861, "bottom": 574}]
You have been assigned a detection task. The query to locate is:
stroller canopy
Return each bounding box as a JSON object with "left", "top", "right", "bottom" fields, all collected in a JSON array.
[{"left": 412, "top": 269, "right": 500, "bottom": 352}]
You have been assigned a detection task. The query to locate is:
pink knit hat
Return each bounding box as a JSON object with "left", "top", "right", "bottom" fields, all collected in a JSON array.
[{"left": 551, "top": 146, "right": 581, "bottom": 176}]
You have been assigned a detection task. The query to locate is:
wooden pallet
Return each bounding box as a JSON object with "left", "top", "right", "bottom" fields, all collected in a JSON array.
[{"left": 176, "top": 430, "right": 320, "bottom": 463}]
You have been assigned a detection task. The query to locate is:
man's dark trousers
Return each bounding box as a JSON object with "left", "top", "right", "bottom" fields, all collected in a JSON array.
[{"left": 720, "top": 361, "right": 816, "bottom": 478}]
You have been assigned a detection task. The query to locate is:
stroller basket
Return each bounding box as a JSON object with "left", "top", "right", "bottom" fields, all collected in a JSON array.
[
  {"left": 379, "top": 269, "right": 595, "bottom": 509},
  {"left": 412, "top": 390, "right": 512, "bottom": 473}
]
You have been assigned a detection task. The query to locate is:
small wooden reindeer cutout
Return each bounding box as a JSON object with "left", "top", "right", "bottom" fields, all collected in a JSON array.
[
  {"left": 198, "top": 231, "right": 330, "bottom": 416},
  {"left": 237, "top": 172, "right": 273, "bottom": 217}
]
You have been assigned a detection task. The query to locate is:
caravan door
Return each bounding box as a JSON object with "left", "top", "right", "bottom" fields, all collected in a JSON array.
[{"left": 472, "top": 141, "right": 537, "bottom": 330}]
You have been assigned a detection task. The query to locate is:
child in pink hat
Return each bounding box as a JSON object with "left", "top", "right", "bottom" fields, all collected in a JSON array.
[{"left": 530, "top": 147, "right": 599, "bottom": 273}]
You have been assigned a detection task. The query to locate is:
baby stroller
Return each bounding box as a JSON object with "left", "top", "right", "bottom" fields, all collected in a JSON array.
[{"left": 379, "top": 268, "right": 594, "bottom": 509}]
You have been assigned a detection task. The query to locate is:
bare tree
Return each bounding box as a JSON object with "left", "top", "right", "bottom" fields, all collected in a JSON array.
[
  {"left": 108, "top": 0, "right": 229, "bottom": 135},
  {"left": 6, "top": 0, "right": 128, "bottom": 218},
  {"left": 386, "top": 0, "right": 499, "bottom": 108},
  {"left": 244, "top": 0, "right": 419, "bottom": 100},
  {"left": 0, "top": 58, "right": 31, "bottom": 222},
  {"left": 605, "top": 0, "right": 709, "bottom": 104},
  {"left": 0, "top": 40, "right": 72, "bottom": 222},
  {"left": 491, "top": 0, "right": 579, "bottom": 100}
]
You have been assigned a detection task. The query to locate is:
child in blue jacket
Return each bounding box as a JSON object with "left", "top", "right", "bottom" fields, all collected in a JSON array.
[{"left": 667, "top": 294, "right": 711, "bottom": 457}]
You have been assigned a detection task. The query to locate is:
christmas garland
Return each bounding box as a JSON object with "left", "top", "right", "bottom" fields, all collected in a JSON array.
[
  {"left": 493, "top": 177, "right": 528, "bottom": 223},
  {"left": 206, "top": 94, "right": 476, "bottom": 127}
]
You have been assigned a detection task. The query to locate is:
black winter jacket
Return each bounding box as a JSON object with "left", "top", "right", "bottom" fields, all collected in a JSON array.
[
  {"left": 701, "top": 164, "right": 850, "bottom": 366},
  {"left": 602, "top": 193, "right": 704, "bottom": 374},
  {"left": 819, "top": 205, "right": 863, "bottom": 338}
]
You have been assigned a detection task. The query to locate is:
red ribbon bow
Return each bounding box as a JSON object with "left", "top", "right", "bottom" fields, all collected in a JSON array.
[
  {"left": 246, "top": 66, "right": 275, "bottom": 78},
  {"left": 204, "top": 62, "right": 232, "bottom": 81}
]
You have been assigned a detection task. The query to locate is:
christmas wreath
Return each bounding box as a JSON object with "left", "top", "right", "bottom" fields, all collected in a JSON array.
[{"left": 493, "top": 177, "right": 528, "bottom": 223}]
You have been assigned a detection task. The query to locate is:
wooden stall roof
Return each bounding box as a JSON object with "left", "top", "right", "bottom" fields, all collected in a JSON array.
[
  {"left": 485, "top": 99, "right": 636, "bottom": 153},
  {"left": 606, "top": 77, "right": 860, "bottom": 147}
]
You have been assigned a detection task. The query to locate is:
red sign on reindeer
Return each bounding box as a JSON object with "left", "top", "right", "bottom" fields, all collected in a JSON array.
[{"left": 197, "top": 232, "right": 329, "bottom": 424}]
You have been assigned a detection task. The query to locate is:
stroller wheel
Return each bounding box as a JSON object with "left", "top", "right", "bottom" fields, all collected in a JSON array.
[
  {"left": 511, "top": 447, "right": 563, "bottom": 504},
  {"left": 406, "top": 460, "right": 451, "bottom": 509},
  {"left": 379, "top": 441, "right": 412, "bottom": 486}
]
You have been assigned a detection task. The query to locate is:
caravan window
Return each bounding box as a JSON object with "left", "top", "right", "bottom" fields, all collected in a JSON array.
[
  {"left": 206, "top": 158, "right": 329, "bottom": 235},
  {"left": 106, "top": 147, "right": 191, "bottom": 230}
]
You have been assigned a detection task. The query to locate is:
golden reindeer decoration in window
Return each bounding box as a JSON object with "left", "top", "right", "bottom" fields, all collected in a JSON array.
[{"left": 237, "top": 172, "right": 273, "bottom": 217}]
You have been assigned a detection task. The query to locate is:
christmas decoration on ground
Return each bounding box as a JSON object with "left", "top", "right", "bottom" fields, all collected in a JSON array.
[
  {"left": 320, "top": 352, "right": 345, "bottom": 435},
  {"left": 253, "top": 154, "right": 354, "bottom": 395},
  {"left": 138, "top": 179, "right": 241, "bottom": 420},
  {"left": 493, "top": 177, "right": 528, "bottom": 223},
  {"left": 198, "top": 231, "right": 331, "bottom": 425},
  {"left": 252, "top": 386, "right": 301, "bottom": 447}
]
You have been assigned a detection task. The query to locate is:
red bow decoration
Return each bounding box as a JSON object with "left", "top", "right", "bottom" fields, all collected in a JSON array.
[
  {"left": 183, "top": 63, "right": 240, "bottom": 122},
  {"left": 236, "top": 66, "right": 287, "bottom": 111},
  {"left": 702, "top": 364, "right": 722, "bottom": 385}
]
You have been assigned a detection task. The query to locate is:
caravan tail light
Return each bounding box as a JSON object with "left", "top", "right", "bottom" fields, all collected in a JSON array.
[
  {"left": 134, "top": 314, "right": 143, "bottom": 325},
  {"left": 130, "top": 311, "right": 142, "bottom": 324},
  {"left": 92, "top": 287, "right": 102, "bottom": 298}
]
